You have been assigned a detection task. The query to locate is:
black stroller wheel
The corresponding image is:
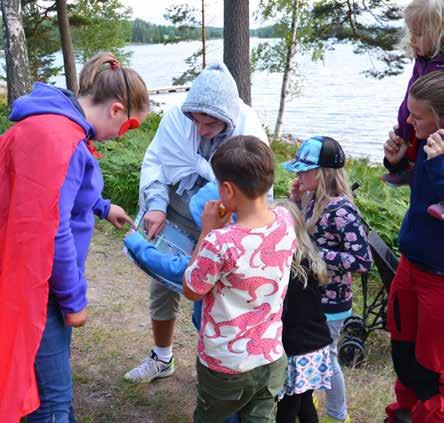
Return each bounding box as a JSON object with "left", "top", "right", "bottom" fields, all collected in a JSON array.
[
  {"left": 338, "top": 337, "right": 366, "bottom": 368},
  {"left": 342, "top": 316, "right": 366, "bottom": 340}
]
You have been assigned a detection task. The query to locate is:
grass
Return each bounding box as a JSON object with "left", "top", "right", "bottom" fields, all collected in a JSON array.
[
  {"left": 73, "top": 122, "right": 401, "bottom": 422},
  {"left": 1, "top": 106, "right": 399, "bottom": 421},
  {"left": 99, "top": 117, "right": 409, "bottom": 252},
  {"left": 72, "top": 224, "right": 395, "bottom": 423}
]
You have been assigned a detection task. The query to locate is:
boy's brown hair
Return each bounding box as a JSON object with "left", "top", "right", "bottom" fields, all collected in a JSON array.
[{"left": 211, "top": 135, "right": 274, "bottom": 199}]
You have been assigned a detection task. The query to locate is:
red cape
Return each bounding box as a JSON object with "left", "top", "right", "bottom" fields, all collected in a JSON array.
[{"left": 0, "top": 114, "right": 85, "bottom": 421}]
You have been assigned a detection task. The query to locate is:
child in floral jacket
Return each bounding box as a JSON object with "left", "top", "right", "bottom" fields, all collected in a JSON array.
[{"left": 284, "top": 136, "right": 372, "bottom": 423}]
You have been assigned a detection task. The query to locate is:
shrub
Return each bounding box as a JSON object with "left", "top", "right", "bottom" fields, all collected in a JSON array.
[
  {"left": 271, "top": 140, "right": 409, "bottom": 253},
  {"left": 96, "top": 113, "right": 408, "bottom": 250},
  {"left": 97, "top": 113, "right": 161, "bottom": 215}
]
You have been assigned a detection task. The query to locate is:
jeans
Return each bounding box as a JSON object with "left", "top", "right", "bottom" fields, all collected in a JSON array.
[
  {"left": 27, "top": 297, "right": 76, "bottom": 423},
  {"left": 326, "top": 319, "right": 347, "bottom": 421}
]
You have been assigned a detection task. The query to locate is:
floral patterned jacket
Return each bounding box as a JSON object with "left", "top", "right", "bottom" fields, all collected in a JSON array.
[{"left": 306, "top": 196, "right": 372, "bottom": 315}]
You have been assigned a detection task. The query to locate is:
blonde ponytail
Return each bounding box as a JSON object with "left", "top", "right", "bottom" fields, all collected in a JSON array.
[{"left": 277, "top": 200, "right": 328, "bottom": 287}]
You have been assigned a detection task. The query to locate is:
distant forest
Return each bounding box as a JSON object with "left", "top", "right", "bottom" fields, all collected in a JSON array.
[{"left": 130, "top": 19, "right": 278, "bottom": 44}]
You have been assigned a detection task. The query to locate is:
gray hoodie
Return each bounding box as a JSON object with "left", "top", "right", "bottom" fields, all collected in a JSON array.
[
  {"left": 139, "top": 62, "right": 268, "bottom": 236},
  {"left": 181, "top": 63, "right": 240, "bottom": 134}
]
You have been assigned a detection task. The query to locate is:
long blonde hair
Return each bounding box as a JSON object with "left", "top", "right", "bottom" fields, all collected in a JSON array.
[
  {"left": 277, "top": 200, "right": 328, "bottom": 287},
  {"left": 401, "top": 0, "right": 444, "bottom": 58},
  {"left": 303, "top": 167, "right": 355, "bottom": 235}
]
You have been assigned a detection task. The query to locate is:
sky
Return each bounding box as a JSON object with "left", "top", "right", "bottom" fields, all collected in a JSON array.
[{"left": 122, "top": 0, "right": 263, "bottom": 28}]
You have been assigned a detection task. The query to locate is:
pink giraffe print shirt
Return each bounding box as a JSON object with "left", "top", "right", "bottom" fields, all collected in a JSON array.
[{"left": 184, "top": 206, "right": 296, "bottom": 374}]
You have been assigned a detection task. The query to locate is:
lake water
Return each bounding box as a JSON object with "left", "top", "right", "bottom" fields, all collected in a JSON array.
[{"left": 51, "top": 39, "right": 413, "bottom": 162}]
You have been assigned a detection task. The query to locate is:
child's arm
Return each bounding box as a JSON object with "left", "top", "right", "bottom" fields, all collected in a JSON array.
[
  {"left": 183, "top": 232, "right": 210, "bottom": 301},
  {"left": 183, "top": 201, "right": 231, "bottom": 301},
  {"left": 320, "top": 204, "right": 372, "bottom": 275},
  {"left": 124, "top": 231, "right": 190, "bottom": 284}
]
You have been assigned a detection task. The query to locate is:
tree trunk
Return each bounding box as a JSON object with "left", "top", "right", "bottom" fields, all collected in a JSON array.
[
  {"left": 56, "top": 0, "right": 78, "bottom": 93},
  {"left": 201, "top": 0, "right": 206, "bottom": 68},
  {"left": 223, "top": 0, "right": 251, "bottom": 105},
  {"left": 274, "top": 0, "right": 300, "bottom": 139},
  {"left": 1, "top": 0, "right": 32, "bottom": 106}
]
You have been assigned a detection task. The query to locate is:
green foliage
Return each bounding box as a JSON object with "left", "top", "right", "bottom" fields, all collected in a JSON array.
[
  {"left": 0, "top": 101, "right": 11, "bottom": 133},
  {"left": 97, "top": 113, "right": 162, "bottom": 215},
  {"left": 130, "top": 19, "right": 278, "bottom": 45},
  {"left": 70, "top": 0, "right": 132, "bottom": 64},
  {"left": 346, "top": 158, "right": 409, "bottom": 253},
  {"left": 163, "top": 3, "right": 205, "bottom": 86},
  {"left": 96, "top": 113, "right": 408, "bottom": 251},
  {"left": 255, "top": 0, "right": 408, "bottom": 78},
  {"left": 309, "top": 0, "right": 408, "bottom": 78},
  {"left": 130, "top": 19, "right": 223, "bottom": 44},
  {"left": 172, "top": 49, "right": 203, "bottom": 86},
  {"left": 271, "top": 139, "right": 409, "bottom": 252},
  {"left": 21, "top": 0, "right": 62, "bottom": 83},
  {"left": 251, "top": 24, "right": 281, "bottom": 38}
]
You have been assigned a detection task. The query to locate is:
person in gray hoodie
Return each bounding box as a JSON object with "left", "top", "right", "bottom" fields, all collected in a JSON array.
[{"left": 124, "top": 63, "right": 269, "bottom": 384}]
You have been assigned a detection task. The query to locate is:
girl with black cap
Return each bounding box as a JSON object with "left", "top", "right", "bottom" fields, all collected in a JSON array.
[{"left": 283, "top": 136, "right": 372, "bottom": 423}]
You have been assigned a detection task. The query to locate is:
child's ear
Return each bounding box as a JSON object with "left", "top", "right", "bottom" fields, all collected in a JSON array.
[
  {"left": 223, "top": 181, "right": 235, "bottom": 199},
  {"left": 110, "top": 101, "right": 125, "bottom": 118}
]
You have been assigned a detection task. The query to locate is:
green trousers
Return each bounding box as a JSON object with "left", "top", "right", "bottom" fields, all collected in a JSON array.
[{"left": 194, "top": 354, "right": 287, "bottom": 423}]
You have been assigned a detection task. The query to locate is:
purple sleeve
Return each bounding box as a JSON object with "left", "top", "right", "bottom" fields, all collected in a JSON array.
[
  {"left": 93, "top": 197, "right": 111, "bottom": 219},
  {"left": 50, "top": 146, "right": 87, "bottom": 314},
  {"left": 320, "top": 206, "right": 372, "bottom": 275},
  {"left": 396, "top": 60, "right": 419, "bottom": 143}
]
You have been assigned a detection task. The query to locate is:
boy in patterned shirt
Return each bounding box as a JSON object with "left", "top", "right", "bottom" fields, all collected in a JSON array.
[{"left": 183, "top": 135, "right": 296, "bottom": 423}]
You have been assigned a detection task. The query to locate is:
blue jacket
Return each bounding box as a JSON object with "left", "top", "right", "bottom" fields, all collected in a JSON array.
[
  {"left": 386, "top": 141, "right": 444, "bottom": 273},
  {"left": 10, "top": 83, "right": 110, "bottom": 313}
]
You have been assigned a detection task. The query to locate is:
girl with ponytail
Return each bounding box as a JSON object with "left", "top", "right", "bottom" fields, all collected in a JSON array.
[{"left": 0, "top": 52, "right": 149, "bottom": 421}]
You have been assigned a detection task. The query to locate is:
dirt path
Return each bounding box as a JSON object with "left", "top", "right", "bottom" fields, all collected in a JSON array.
[
  {"left": 72, "top": 224, "right": 196, "bottom": 422},
  {"left": 72, "top": 224, "right": 394, "bottom": 423}
]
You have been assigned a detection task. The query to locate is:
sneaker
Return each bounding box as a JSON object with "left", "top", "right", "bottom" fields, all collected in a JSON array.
[
  {"left": 124, "top": 350, "right": 175, "bottom": 383},
  {"left": 320, "top": 415, "right": 351, "bottom": 423}
]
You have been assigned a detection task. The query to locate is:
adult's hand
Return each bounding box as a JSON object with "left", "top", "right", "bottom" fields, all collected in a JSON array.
[
  {"left": 384, "top": 126, "right": 408, "bottom": 164},
  {"left": 143, "top": 210, "right": 166, "bottom": 239},
  {"left": 107, "top": 204, "right": 136, "bottom": 229},
  {"left": 424, "top": 130, "right": 444, "bottom": 160},
  {"left": 65, "top": 308, "right": 87, "bottom": 327}
]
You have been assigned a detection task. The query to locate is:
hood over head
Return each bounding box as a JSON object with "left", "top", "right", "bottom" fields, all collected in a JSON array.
[{"left": 181, "top": 62, "right": 240, "bottom": 133}]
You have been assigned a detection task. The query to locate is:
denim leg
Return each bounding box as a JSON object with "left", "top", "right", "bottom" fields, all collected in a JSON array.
[
  {"left": 192, "top": 300, "right": 203, "bottom": 331},
  {"left": 27, "top": 297, "right": 75, "bottom": 423},
  {"left": 326, "top": 319, "right": 347, "bottom": 421}
]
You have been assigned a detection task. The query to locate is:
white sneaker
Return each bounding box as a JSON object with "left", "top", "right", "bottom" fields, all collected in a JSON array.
[{"left": 124, "top": 350, "right": 175, "bottom": 383}]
